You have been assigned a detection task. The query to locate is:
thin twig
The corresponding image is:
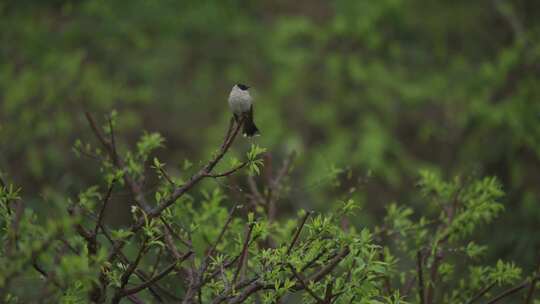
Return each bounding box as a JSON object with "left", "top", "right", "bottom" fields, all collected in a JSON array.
[
  {"left": 85, "top": 111, "right": 150, "bottom": 212},
  {"left": 150, "top": 117, "right": 244, "bottom": 217},
  {"left": 86, "top": 113, "right": 243, "bottom": 271},
  {"left": 151, "top": 247, "right": 163, "bottom": 278},
  {"left": 6, "top": 200, "right": 24, "bottom": 256},
  {"left": 111, "top": 238, "right": 150, "bottom": 303},
  {"left": 83, "top": 113, "right": 244, "bottom": 302},
  {"left": 158, "top": 166, "right": 176, "bottom": 186},
  {"left": 301, "top": 247, "right": 350, "bottom": 285},
  {"left": 206, "top": 202, "right": 240, "bottom": 261},
  {"left": 108, "top": 115, "right": 118, "bottom": 163},
  {"left": 160, "top": 218, "right": 191, "bottom": 248},
  {"left": 232, "top": 223, "right": 255, "bottom": 286},
  {"left": 426, "top": 250, "right": 443, "bottom": 304},
  {"left": 163, "top": 222, "right": 184, "bottom": 261},
  {"left": 120, "top": 238, "right": 149, "bottom": 289},
  {"left": 288, "top": 264, "right": 324, "bottom": 304},
  {"left": 84, "top": 112, "right": 112, "bottom": 154},
  {"left": 184, "top": 201, "right": 241, "bottom": 304},
  {"left": 225, "top": 248, "right": 350, "bottom": 304},
  {"left": 417, "top": 250, "right": 425, "bottom": 304},
  {"left": 467, "top": 282, "right": 496, "bottom": 304},
  {"left": 32, "top": 262, "right": 64, "bottom": 290},
  {"left": 324, "top": 280, "right": 334, "bottom": 304},
  {"left": 121, "top": 260, "right": 182, "bottom": 297},
  {"left": 483, "top": 276, "right": 540, "bottom": 304},
  {"left": 247, "top": 176, "right": 265, "bottom": 206},
  {"left": 99, "top": 220, "right": 173, "bottom": 302},
  {"left": 206, "top": 162, "right": 247, "bottom": 178},
  {"left": 525, "top": 276, "right": 538, "bottom": 304},
  {"left": 301, "top": 249, "right": 328, "bottom": 272},
  {"left": 126, "top": 294, "right": 146, "bottom": 304},
  {"left": 287, "top": 211, "right": 312, "bottom": 255},
  {"left": 93, "top": 181, "right": 115, "bottom": 236},
  {"left": 402, "top": 275, "right": 417, "bottom": 299}
]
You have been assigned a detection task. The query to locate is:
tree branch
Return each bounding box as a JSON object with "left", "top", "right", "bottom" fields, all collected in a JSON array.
[
  {"left": 301, "top": 247, "right": 350, "bottom": 285},
  {"left": 467, "top": 282, "right": 496, "bottom": 304},
  {"left": 525, "top": 276, "right": 538, "bottom": 304},
  {"left": 94, "top": 181, "right": 115, "bottom": 236},
  {"left": 149, "top": 117, "right": 244, "bottom": 218},
  {"left": 417, "top": 250, "right": 425, "bottom": 304},
  {"left": 288, "top": 264, "right": 324, "bottom": 304},
  {"left": 232, "top": 223, "right": 255, "bottom": 287},
  {"left": 89, "top": 115, "right": 244, "bottom": 284},
  {"left": 287, "top": 211, "right": 312, "bottom": 255},
  {"left": 85, "top": 111, "right": 151, "bottom": 212},
  {"left": 483, "top": 275, "right": 540, "bottom": 304},
  {"left": 121, "top": 251, "right": 193, "bottom": 297},
  {"left": 205, "top": 162, "right": 247, "bottom": 178}
]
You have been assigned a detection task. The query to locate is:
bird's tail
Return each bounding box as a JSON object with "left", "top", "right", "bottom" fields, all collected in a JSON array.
[{"left": 243, "top": 107, "right": 260, "bottom": 137}]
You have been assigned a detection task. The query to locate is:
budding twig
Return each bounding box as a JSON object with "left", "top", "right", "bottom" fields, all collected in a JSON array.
[
  {"left": 287, "top": 211, "right": 313, "bottom": 255},
  {"left": 417, "top": 250, "right": 425, "bottom": 304}
]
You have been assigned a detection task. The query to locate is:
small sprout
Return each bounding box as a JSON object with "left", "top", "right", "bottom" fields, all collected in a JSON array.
[
  {"left": 183, "top": 159, "right": 193, "bottom": 170},
  {"left": 247, "top": 144, "right": 266, "bottom": 176},
  {"left": 111, "top": 229, "right": 134, "bottom": 241}
]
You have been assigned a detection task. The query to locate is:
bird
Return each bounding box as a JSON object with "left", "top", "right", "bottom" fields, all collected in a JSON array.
[{"left": 228, "top": 83, "right": 260, "bottom": 137}]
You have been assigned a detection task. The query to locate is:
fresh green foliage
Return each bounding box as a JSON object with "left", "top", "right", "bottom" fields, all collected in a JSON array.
[
  {"left": 1, "top": 112, "right": 536, "bottom": 303},
  {"left": 247, "top": 144, "right": 266, "bottom": 175},
  {"left": 1, "top": 1, "right": 540, "bottom": 303}
]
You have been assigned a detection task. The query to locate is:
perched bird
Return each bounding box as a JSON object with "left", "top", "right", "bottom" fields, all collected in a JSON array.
[{"left": 228, "top": 83, "right": 260, "bottom": 137}]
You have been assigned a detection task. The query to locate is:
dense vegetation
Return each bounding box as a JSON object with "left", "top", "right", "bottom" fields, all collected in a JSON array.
[{"left": 1, "top": 1, "right": 539, "bottom": 303}]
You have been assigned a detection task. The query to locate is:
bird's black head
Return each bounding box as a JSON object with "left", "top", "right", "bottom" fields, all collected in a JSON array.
[{"left": 236, "top": 83, "right": 249, "bottom": 90}]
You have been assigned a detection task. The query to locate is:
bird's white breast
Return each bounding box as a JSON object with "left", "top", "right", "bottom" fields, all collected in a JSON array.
[{"left": 228, "top": 88, "right": 252, "bottom": 114}]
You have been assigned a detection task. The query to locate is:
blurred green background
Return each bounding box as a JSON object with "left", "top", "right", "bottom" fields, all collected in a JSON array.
[{"left": 1, "top": 0, "right": 539, "bottom": 275}]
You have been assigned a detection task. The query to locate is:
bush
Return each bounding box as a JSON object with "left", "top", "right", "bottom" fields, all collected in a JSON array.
[{"left": 1, "top": 114, "right": 537, "bottom": 303}]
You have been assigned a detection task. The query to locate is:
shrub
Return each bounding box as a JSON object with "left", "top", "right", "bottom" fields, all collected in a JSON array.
[{"left": 1, "top": 113, "right": 537, "bottom": 303}]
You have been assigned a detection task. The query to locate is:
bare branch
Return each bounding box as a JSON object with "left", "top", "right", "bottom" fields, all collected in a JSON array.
[
  {"left": 483, "top": 276, "right": 540, "bottom": 304},
  {"left": 323, "top": 280, "right": 334, "bottom": 304},
  {"left": 112, "top": 238, "right": 150, "bottom": 303},
  {"left": 232, "top": 223, "right": 255, "bottom": 286},
  {"left": 467, "top": 282, "right": 496, "bottom": 304},
  {"left": 426, "top": 250, "right": 443, "bottom": 304},
  {"left": 267, "top": 152, "right": 296, "bottom": 221},
  {"left": 6, "top": 200, "right": 25, "bottom": 257},
  {"left": 302, "top": 247, "right": 350, "bottom": 285},
  {"left": 160, "top": 217, "right": 191, "bottom": 248},
  {"left": 121, "top": 251, "right": 193, "bottom": 297},
  {"left": 158, "top": 166, "right": 176, "bottom": 186},
  {"left": 525, "top": 276, "right": 538, "bottom": 304},
  {"left": 247, "top": 176, "right": 265, "bottom": 206},
  {"left": 287, "top": 211, "right": 312, "bottom": 255},
  {"left": 108, "top": 115, "right": 118, "bottom": 162},
  {"left": 120, "top": 238, "right": 148, "bottom": 289},
  {"left": 32, "top": 262, "right": 64, "bottom": 290},
  {"left": 205, "top": 162, "right": 247, "bottom": 178},
  {"left": 84, "top": 112, "right": 112, "bottom": 155},
  {"left": 417, "top": 250, "right": 425, "bottom": 304},
  {"left": 212, "top": 247, "right": 349, "bottom": 304},
  {"left": 85, "top": 111, "right": 150, "bottom": 212},
  {"left": 288, "top": 263, "right": 324, "bottom": 304},
  {"left": 94, "top": 181, "right": 115, "bottom": 236},
  {"left": 87, "top": 114, "right": 244, "bottom": 280},
  {"left": 99, "top": 220, "right": 175, "bottom": 302},
  {"left": 227, "top": 282, "right": 265, "bottom": 304},
  {"left": 150, "top": 117, "right": 244, "bottom": 217},
  {"left": 401, "top": 275, "right": 416, "bottom": 299}
]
